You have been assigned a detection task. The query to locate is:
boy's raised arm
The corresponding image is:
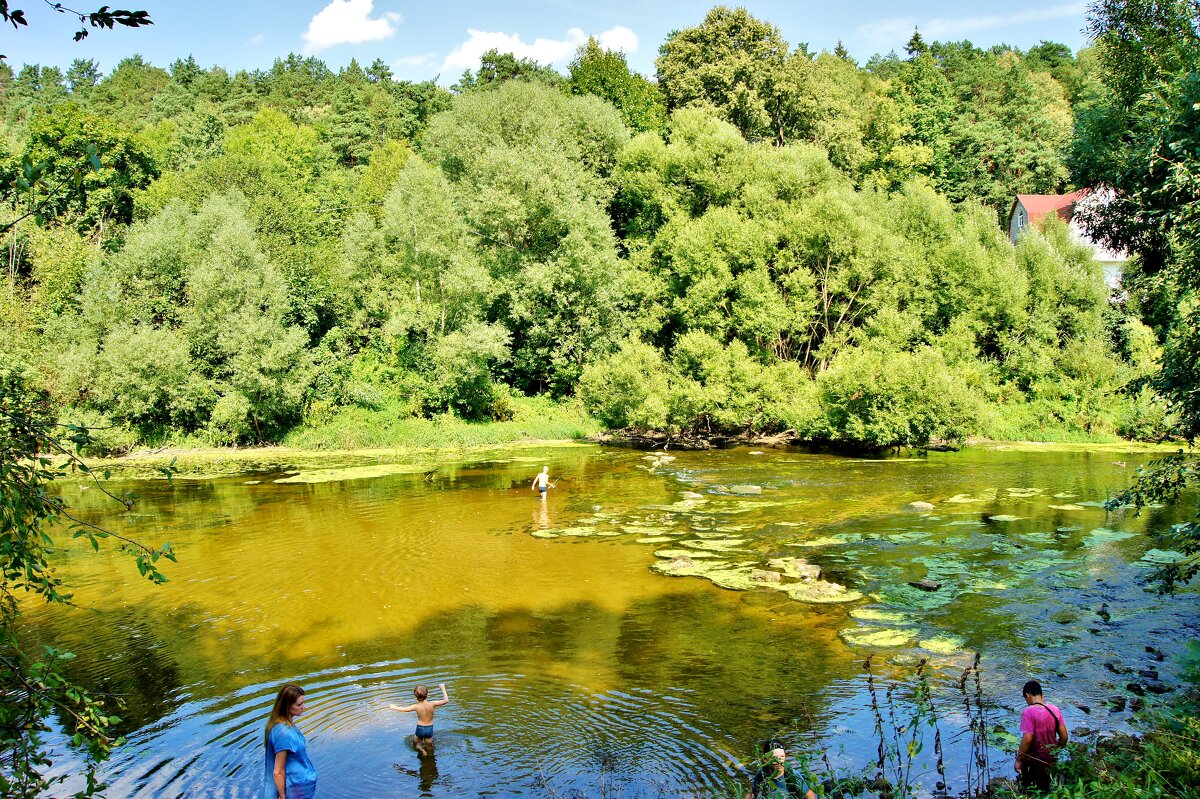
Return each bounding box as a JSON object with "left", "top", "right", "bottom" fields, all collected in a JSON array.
[{"left": 432, "top": 683, "right": 450, "bottom": 706}]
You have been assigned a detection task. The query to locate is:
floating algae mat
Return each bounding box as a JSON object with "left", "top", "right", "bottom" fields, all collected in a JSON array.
[
  {"left": 679, "top": 538, "right": 749, "bottom": 552},
  {"left": 1082, "top": 528, "right": 1137, "bottom": 547},
  {"left": 919, "top": 635, "right": 965, "bottom": 654},
  {"left": 850, "top": 608, "right": 910, "bottom": 623},
  {"left": 839, "top": 627, "right": 918, "bottom": 647},
  {"left": 273, "top": 463, "right": 430, "bottom": 483}
]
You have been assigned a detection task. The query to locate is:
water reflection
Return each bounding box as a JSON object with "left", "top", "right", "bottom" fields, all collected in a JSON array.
[
  {"left": 29, "top": 445, "right": 1200, "bottom": 796},
  {"left": 393, "top": 747, "right": 442, "bottom": 795}
]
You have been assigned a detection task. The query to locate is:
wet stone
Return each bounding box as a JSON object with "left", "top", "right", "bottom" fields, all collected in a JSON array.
[
  {"left": 909, "top": 579, "right": 942, "bottom": 591},
  {"left": 750, "top": 569, "right": 782, "bottom": 584}
]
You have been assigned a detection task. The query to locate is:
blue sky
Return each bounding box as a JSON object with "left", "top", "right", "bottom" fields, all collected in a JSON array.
[{"left": 1, "top": 1, "right": 1095, "bottom": 81}]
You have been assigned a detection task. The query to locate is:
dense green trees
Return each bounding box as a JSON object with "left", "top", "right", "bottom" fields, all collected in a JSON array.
[
  {"left": 0, "top": 6, "right": 1169, "bottom": 451},
  {"left": 1078, "top": 0, "right": 1200, "bottom": 590}
]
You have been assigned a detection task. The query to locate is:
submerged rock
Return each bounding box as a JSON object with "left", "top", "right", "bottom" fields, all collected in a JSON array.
[
  {"left": 750, "top": 569, "right": 782, "bottom": 584},
  {"left": 782, "top": 579, "right": 862, "bottom": 604},
  {"left": 729, "top": 484, "right": 763, "bottom": 495},
  {"left": 767, "top": 557, "right": 821, "bottom": 580},
  {"left": 909, "top": 579, "right": 942, "bottom": 592},
  {"left": 663, "top": 555, "right": 696, "bottom": 571},
  {"left": 906, "top": 501, "right": 936, "bottom": 512}
]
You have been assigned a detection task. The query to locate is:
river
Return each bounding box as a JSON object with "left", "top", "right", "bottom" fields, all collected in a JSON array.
[{"left": 29, "top": 443, "right": 1200, "bottom": 798}]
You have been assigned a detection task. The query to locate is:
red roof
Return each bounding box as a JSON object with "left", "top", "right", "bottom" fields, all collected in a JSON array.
[{"left": 1011, "top": 189, "right": 1090, "bottom": 227}]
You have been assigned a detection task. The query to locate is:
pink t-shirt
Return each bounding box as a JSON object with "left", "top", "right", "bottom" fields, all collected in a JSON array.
[{"left": 1020, "top": 702, "right": 1063, "bottom": 762}]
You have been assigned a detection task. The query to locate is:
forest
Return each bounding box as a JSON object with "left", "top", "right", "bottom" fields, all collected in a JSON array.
[{"left": 0, "top": 3, "right": 1195, "bottom": 452}]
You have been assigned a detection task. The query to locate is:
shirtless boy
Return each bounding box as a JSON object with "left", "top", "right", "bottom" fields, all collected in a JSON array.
[{"left": 389, "top": 684, "right": 450, "bottom": 753}]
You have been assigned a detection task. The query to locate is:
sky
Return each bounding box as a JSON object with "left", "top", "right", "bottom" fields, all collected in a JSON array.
[{"left": 0, "top": 0, "right": 1097, "bottom": 82}]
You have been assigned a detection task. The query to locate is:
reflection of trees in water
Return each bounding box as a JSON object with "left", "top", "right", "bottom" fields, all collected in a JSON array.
[{"left": 20, "top": 607, "right": 188, "bottom": 732}]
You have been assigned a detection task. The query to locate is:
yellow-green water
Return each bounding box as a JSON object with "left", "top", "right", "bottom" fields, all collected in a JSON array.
[{"left": 30, "top": 444, "right": 1200, "bottom": 797}]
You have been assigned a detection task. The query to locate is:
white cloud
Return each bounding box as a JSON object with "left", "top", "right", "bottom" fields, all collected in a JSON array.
[
  {"left": 441, "top": 25, "right": 638, "bottom": 74},
  {"left": 303, "top": 0, "right": 403, "bottom": 54},
  {"left": 247, "top": 33, "right": 265, "bottom": 46},
  {"left": 598, "top": 26, "right": 638, "bottom": 54},
  {"left": 394, "top": 52, "right": 438, "bottom": 70},
  {"left": 857, "top": 2, "right": 1086, "bottom": 50}
]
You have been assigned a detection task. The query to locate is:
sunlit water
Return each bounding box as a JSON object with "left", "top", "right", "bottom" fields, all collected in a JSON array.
[{"left": 27, "top": 444, "right": 1200, "bottom": 798}]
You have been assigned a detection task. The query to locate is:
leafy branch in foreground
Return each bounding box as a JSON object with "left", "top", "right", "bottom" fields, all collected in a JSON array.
[
  {"left": 0, "top": 2, "right": 152, "bottom": 40},
  {"left": 1107, "top": 453, "right": 1200, "bottom": 592},
  {"left": 0, "top": 362, "right": 175, "bottom": 798}
]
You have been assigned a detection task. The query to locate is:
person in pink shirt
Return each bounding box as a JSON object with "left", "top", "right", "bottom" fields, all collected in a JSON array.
[{"left": 1015, "top": 679, "right": 1069, "bottom": 792}]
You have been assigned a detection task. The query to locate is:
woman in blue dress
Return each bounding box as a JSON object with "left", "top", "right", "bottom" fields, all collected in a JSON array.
[{"left": 264, "top": 683, "right": 318, "bottom": 799}]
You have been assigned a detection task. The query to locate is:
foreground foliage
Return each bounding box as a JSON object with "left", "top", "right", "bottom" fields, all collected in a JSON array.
[{"left": 0, "top": 364, "right": 174, "bottom": 797}]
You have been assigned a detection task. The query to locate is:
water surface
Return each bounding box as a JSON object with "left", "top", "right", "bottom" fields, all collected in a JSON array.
[{"left": 31, "top": 444, "right": 1200, "bottom": 797}]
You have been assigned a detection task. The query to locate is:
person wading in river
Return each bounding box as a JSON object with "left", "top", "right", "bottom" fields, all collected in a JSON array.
[
  {"left": 264, "top": 683, "right": 317, "bottom": 799},
  {"left": 1015, "top": 679, "right": 1068, "bottom": 793},
  {"left": 750, "top": 742, "right": 817, "bottom": 799},
  {"left": 531, "top": 466, "right": 551, "bottom": 499},
  {"left": 390, "top": 683, "right": 450, "bottom": 754}
]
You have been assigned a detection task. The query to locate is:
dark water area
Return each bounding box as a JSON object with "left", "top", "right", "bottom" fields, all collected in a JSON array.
[{"left": 27, "top": 444, "right": 1200, "bottom": 797}]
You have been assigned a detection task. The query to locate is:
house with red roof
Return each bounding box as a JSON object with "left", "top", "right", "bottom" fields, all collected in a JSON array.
[{"left": 1007, "top": 189, "right": 1128, "bottom": 287}]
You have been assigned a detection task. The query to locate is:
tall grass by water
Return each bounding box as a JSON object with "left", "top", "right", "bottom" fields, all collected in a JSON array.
[{"left": 281, "top": 395, "right": 600, "bottom": 450}]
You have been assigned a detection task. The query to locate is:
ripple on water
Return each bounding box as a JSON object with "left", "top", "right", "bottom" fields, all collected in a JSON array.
[{"left": 56, "top": 660, "right": 740, "bottom": 798}]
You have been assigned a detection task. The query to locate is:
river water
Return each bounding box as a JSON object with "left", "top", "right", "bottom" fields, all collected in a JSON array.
[{"left": 30, "top": 444, "right": 1200, "bottom": 798}]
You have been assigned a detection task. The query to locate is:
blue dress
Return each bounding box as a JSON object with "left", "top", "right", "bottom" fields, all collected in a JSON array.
[{"left": 264, "top": 722, "right": 318, "bottom": 799}]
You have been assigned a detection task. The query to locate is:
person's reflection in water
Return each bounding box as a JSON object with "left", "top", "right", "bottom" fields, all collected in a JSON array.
[
  {"left": 533, "top": 498, "right": 550, "bottom": 530},
  {"left": 393, "top": 748, "right": 441, "bottom": 796}
]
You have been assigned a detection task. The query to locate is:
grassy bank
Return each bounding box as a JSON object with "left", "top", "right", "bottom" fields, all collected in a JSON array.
[{"left": 281, "top": 395, "right": 600, "bottom": 450}]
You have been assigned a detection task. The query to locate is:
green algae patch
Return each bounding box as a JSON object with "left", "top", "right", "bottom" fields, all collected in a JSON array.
[
  {"left": 86, "top": 440, "right": 597, "bottom": 480},
  {"left": 1006, "top": 488, "right": 1043, "bottom": 497},
  {"left": 840, "top": 627, "right": 918, "bottom": 647},
  {"left": 781, "top": 580, "right": 862, "bottom": 603},
  {"left": 555, "top": 526, "right": 622, "bottom": 537},
  {"left": 1142, "top": 549, "right": 1188, "bottom": 564},
  {"left": 635, "top": 536, "right": 676, "bottom": 544},
  {"left": 987, "top": 514, "right": 1024, "bottom": 522},
  {"left": 654, "top": 548, "right": 721, "bottom": 560},
  {"left": 787, "top": 535, "right": 859, "bottom": 548},
  {"left": 874, "top": 584, "right": 958, "bottom": 611},
  {"left": 1048, "top": 504, "right": 1087, "bottom": 511},
  {"left": 680, "top": 538, "right": 749, "bottom": 552},
  {"left": 274, "top": 463, "right": 431, "bottom": 483},
  {"left": 886, "top": 531, "right": 930, "bottom": 543},
  {"left": 650, "top": 557, "right": 765, "bottom": 591},
  {"left": 1082, "top": 528, "right": 1136, "bottom": 547},
  {"left": 850, "top": 608, "right": 909, "bottom": 623},
  {"left": 919, "top": 635, "right": 965, "bottom": 654},
  {"left": 946, "top": 489, "right": 998, "bottom": 504}
]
